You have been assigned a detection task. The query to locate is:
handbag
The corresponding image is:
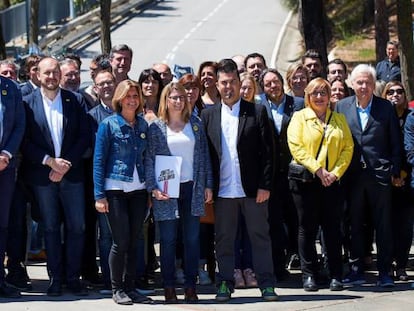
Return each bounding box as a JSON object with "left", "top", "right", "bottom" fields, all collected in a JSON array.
[
  {"left": 200, "top": 202, "right": 215, "bottom": 224},
  {"left": 288, "top": 113, "right": 332, "bottom": 182}
]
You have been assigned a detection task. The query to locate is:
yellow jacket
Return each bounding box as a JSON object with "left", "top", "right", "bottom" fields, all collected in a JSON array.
[{"left": 287, "top": 107, "right": 354, "bottom": 179}]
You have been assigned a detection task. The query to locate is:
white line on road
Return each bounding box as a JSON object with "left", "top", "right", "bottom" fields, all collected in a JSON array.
[
  {"left": 163, "top": 0, "right": 229, "bottom": 65},
  {"left": 270, "top": 10, "right": 293, "bottom": 69}
]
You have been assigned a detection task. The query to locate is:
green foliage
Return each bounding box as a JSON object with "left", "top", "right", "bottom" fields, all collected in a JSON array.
[{"left": 281, "top": 0, "right": 298, "bottom": 12}]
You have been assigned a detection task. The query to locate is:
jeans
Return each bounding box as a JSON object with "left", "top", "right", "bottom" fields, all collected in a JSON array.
[
  {"left": 106, "top": 189, "right": 148, "bottom": 292},
  {"left": 32, "top": 179, "right": 86, "bottom": 282},
  {"left": 0, "top": 168, "right": 16, "bottom": 284},
  {"left": 158, "top": 182, "right": 200, "bottom": 288},
  {"left": 97, "top": 212, "right": 112, "bottom": 287}
]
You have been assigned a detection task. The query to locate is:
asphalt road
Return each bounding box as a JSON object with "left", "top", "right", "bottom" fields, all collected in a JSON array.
[{"left": 78, "top": 0, "right": 288, "bottom": 83}]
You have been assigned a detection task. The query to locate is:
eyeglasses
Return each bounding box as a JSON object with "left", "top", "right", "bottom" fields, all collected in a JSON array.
[
  {"left": 310, "top": 90, "right": 328, "bottom": 97},
  {"left": 96, "top": 81, "right": 115, "bottom": 88},
  {"left": 168, "top": 95, "right": 186, "bottom": 102},
  {"left": 386, "top": 88, "right": 404, "bottom": 96}
]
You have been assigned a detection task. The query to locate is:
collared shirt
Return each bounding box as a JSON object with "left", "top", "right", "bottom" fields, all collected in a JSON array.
[
  {"left": 218, "top": 100, "right": 246, "bottom": 198},
  {"left": 42, "top": 89, "right": 63, "bottom": 158},
  {"left": 268, "top": 94, "right": 286, "bottom": 134},
  {"left": 356, "top": 97, "right": 373, "bottom": 131}
]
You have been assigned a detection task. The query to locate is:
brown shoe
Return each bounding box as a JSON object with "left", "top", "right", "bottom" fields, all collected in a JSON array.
[
  {"left": 184, "top": 287, "right": 198, "bottom": 303},
  {"left": 164, "top": 287, "right": 178, "bottom": 304}
]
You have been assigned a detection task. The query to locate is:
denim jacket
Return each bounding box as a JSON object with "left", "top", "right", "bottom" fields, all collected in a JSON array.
[
  {"left": 144, "top": 116, "right": 213, "bottom": 221},
  {"left": 93, "top": 113, "right": 148, "bottom": 200}
]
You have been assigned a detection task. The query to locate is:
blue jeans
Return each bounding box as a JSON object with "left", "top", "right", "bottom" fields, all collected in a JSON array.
[
  {"left": 32, "top": 179, "right": 86, "bottom": 282},
  {"left": 0, "top": 168, "right": 16, "bottom": 284},
  {"left": 97, "top": 212, "right": 112, "bottom": 287},
  {"left": 158, "top": 182, "right": 200, "bottom": 288}
]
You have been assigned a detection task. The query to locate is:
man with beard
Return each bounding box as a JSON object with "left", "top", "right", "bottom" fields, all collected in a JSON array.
[
  {"left": 21, "top": 57, "right": 90, "bottom": 296},
  {"left": 302, "top": 49, "right": 324, "bottom": 80},
  {"left": 201, "top": 59, "right": 278, "bottom": 302},
  {"left": 259, "top": 68, "right": 304, "bottom": 281},
  {"left": 110, "top": 44, "right": 133, "bottom": 85},
  {"left": 244, "top": 52, "right": 267, "bottom": 99}
]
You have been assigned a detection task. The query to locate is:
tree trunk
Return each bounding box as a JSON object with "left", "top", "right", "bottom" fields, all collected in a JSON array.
[
  {"left": 362, "top": 0, "right": 375, "bottom": 27},
  {"left": 100, "top": 0, "right": 111, "bottom": 54},
  {"left": 29, "top": 0, "right": 40, "bottom": 45},
  {"left": 298, "top": 0, "right": 328, "bottom": 76},
  {"left": 374, "top": 0, "right": 389, "bottom": 63},
  {"left": 397, "top": 0, "right": 414, "bottom": 100}
]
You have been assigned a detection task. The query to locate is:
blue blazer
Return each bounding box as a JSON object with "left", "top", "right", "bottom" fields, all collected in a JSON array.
[
  {"left": 144, "top": 116, "right": 213, "bottom": 221},
  {"left": 336, "top": 95, "right": 402, "bottom": 184},
  {"left": 0, "top": 76, "right": 25, "bottom": 168},
  {"left": 21, "top": 88, "right": 90, "bottom": 185}
]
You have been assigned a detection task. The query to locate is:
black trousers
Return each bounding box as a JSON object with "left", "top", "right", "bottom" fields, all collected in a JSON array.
[
  {"left": 290, "top": 179, "right": 343, "bottom": 280},
  {"left": 345, "top": 170, "right": 393, "bottom": 274},
  {"left": 106, "top": 189, "right": 148, "bottom": 292}
]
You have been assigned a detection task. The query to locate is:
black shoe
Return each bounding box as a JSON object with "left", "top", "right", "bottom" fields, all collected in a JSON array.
[
  {"left": 0, "top": 283, "right": 21, "bottom": 298},
  {"left": 135, "top": 277, "right": 155, "bottom": 295},
  {"left": 5, "top": 271, "right": 32, "bottom": 291},
  {"left": 303, "top": 276, "right": 318, "bottom": 292},
  {"left": 82, "top": 273, "right": 103, "bottom": 286},
  {"left": 67, "top": 280, "right": 89, "bottom": 296},
  {"left": 126, "top": 289, "right": 153, "bottom": 304},
  {"left": 329, "top": 278, "right": 344, "bottom": 291},
  {"left": 47, "top": 280, "right": 62, "bottom": 297}
]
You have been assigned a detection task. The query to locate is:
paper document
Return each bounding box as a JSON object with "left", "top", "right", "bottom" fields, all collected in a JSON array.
[{"left": 155, "top": 155, "right": 182, "bottom": 198}]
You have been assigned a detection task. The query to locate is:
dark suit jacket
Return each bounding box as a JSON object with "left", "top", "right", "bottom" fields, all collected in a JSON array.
[
  {"left": 0, "top": 76, "right": 25, "bottom": 168},
  {"left": 336, "top": 95, "right": 401, "bottom": 184},
  {"left": 21, "top": 88, "right": 90, "bottom": 185},
  {"left": 201, "top": 99, "right": 274, "bottom": 198},
  {"left": 260, "top": 94, "right": 304, "bottom": 174},
  {"left": 20, "top": 81, "right": 35, "bottom": 97}
]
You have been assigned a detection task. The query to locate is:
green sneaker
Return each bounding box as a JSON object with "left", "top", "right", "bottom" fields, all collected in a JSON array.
[
  {"left": 215, "top": 281, "right": 231, "bottom": 302},
  {"left": 261, "top": 287, "right": 279, "bottom": 301}
]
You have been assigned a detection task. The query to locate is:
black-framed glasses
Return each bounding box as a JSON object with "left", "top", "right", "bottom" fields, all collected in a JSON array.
[{"left": 386, "top": 89, "right": 404, "bottom": 96}]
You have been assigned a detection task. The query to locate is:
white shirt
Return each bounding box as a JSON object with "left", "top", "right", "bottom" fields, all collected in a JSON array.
[
  {"left": 42, "top": 89, "right": 63, "bottom": 158},
  {"left": 105, "top": 166, "right": 146, "bottom": 192},
  {"left": 167, "top": 122, "right": 195, "bottom": 182},
  {"left": 218, "top": 100, "right": 246, "bottom": 198}
]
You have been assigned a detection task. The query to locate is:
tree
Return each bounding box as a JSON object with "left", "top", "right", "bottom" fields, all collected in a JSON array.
[
  {"left": 29, "top": 0, "right": 39, "bottom": 45},
  {"left": 397, "top": 0, "right": 414, "bottom": 100},
  {"left": 374, "top": 0, "right": 389, "bottom": 63},
  {"left": 298, "top": 0, "right": 329, "bottom": 75},
  {"left": 100, "top": 0, "right": 111, "bottom": 54}
]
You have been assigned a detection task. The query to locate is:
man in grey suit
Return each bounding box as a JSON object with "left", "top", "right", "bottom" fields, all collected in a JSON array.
[{"left": 336, "top": 64, "right": 402, "bottom": 288}]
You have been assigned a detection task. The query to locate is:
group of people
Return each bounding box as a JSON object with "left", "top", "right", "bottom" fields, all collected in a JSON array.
[{"left": 0, "top": 40, "right": 413, "bottom": 306}]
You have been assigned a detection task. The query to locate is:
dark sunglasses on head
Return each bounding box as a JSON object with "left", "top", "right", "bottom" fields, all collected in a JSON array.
[{"left": 386, "top": 88, "right": 404, "bottom": 96}]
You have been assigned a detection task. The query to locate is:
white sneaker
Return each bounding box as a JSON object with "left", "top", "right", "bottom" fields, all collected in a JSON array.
[
  {"left": 198, "top": 268, "right": 212, "bottom": 285},
  {"left": 175, "top": 268, "right": 185, "bottom": 285}
]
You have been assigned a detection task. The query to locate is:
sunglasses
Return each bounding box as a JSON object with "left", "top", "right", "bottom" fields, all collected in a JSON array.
[{"left": 386, "top": 89, "right": 404, "bottom": 96}]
